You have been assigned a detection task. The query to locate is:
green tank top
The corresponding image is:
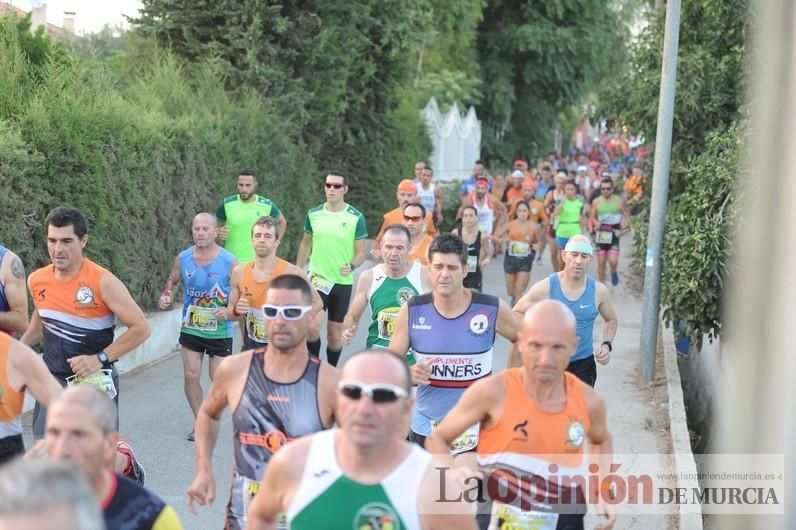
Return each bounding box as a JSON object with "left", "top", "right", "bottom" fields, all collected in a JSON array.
[
  {"left": 596, "top": 195, "right": 622, "bottom": 225},
  {"left": 556, "top": 198, "right": 584, "bottom": 238},
  {"left": 366, "top": 262, "right": 424, "bottom": 348},
  {"left": 287, "top": 430, "right": 430, "bottom": 530}
]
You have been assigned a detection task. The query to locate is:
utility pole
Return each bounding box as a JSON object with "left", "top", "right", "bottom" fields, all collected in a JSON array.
[{"left": 639, "top": 0, "right": 681, "bottom": 382}]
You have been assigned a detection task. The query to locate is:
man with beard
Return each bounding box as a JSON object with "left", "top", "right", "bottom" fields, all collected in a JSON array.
[
  {"left": 187, "top": 274, "right": 338, "bottom": 530},
  {"left": 374, "top": 180, "right": 437, "bottom": 246},
  {"left": 341, "top": 224, "right": 430, "bottom": 350},
  {"left": 158, "top": 213, "right": 237, "bottom": 441}
]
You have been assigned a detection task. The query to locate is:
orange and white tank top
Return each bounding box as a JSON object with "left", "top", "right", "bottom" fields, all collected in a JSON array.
[
  {"left": 477, "top": 369, "right": 591, "bottom": 507},
  {"left": 506, "top": 221, "right": 535, "bottom": 258},
  {"left": 0, "top": 333, "right": 24, "bottom": 436},
  {"left": 28, "top": 258, "right": 115, "bottom": 377},
  {"left": 239, "top": 259, "right": 288, "bottom": 345},
  {"left": 408, "top": 235, "right": 431, "bottom": 266}
]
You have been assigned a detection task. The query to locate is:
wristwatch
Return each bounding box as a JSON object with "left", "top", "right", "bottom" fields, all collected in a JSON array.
[
  {"left": 349, "top": 262, "right": 356, "bottom": 271},
  {"left": 601, "top": 340, "right": 613, "bottom": 352},
  {"left": 96, "top": 351, "right": 111, "bottom": 367}
]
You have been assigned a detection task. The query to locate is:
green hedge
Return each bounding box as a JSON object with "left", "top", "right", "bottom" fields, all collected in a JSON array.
[{"left": 1, "top": 16, "right": 320, "bottom": 309}]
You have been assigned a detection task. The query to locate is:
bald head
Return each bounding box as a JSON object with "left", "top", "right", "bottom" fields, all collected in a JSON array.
[
  {"left": 51, "top": 386, "right": 117, "bottom": 435},
  {"left": 193, "top": 212, "right": 217, "bottom": 227},
  {"left": 192, "top": 212, "right": 219, "bottom": 247},
  {"left": 523, "top": 299, "right": 577, "bottom": 337},
  {"left": 342, "top": 349, "right": 411, "bottom": 392},
  {"left": 518, "top": 300, "right": 579, "bottom": 381}
]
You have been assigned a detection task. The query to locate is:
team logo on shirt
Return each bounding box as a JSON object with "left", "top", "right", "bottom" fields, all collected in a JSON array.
[
  {"left": 74, "top": 286, "right": 95, "bottom": 305},
  {"left": 412, "top": 316, "right": 432, "bottom": 331},
  {"left": 566, "top": 421, "right": 585, "bottom": 448},
  {"left": 396, "top": 287, "right": 415, "bottom": 305},
  {"left": 468, "top": 313, "right": 489, "bottom": 336},
  {"left": 353, "top": 502, "right": 399, "bottom": 530}
]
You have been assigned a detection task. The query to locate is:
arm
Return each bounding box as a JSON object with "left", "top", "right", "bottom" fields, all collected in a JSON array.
[
  {"left": 509, "top": 280, "right": 549, "bottom": 368},
  {"left": 295, "top": 233, "right": 313, "bottom": 270},
  {"left": 619, "top": 197, "right": 631, "bottom": 229},
  {"left": 387, "top": 303, "right": 410, "bottom": 357},
  {"left": 341, "top": 269, "right": 372, "bottom": 345},
  {"left": 158, "top": 255, "right": 181, "bottom": 310},
  {"left": 478, "top": 236, "right": 489, "bottom": 269},
  {"left": 284, "top": 263, "right": 323, "bottom": 313},
  {"left": 419, "top": 266, "right": 432, "bottom": 292},
  {"left": 246, "top": 440, "right": 308, "bottom": 529},
  {"left": 419, "top": 461, "right": 479, "bottom": 530},
  {"left": 589, "top": 198, "right": 599, "bottom": 229},
  {"left": 352, "top": 238, "right": 366, "bottom": 268},
  {"left": 7, "top": 340, "right": 62, "bottom": 406},
  {"left": 226, "top": 265, "right": 247, "bottom": 319},
  {"left": 435, "top": 186, "right": 445, "bottom": 220},
  {"left": 215, "top": 202, "right": 228, "bottom": 242},
  {"left": 585, "top": 389, "right": 616, "bottom": 530},
  {"left": 495, "top": 299, "right": 520, "bottom": 343},
  {"left": 277, "top": 214, "right": 288, "bottom": 240},
  {"left": 595, "top": 284, "right": 618, "bottom": 365},
  {"left": 19, "top": 308, "right": 43, "bottom": 348},
  {"left": 0, "top": 252, "right": 28, "bottom": 332},
  {"left": 317, "top": 362, "right": 339, "bottom": 427}
]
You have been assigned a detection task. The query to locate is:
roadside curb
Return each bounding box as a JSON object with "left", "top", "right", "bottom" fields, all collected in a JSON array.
[{"left": 661, "top": 321, "right": 704, "bottom": 529}]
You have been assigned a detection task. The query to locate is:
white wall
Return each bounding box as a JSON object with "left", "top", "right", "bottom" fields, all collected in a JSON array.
[{"left": 421, "top": 98, "right": 481, "bottom": 182}]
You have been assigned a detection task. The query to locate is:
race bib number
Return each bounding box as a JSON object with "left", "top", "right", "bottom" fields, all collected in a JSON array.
[
  {"left": 488, "top": 503, "right": 559, "bottom": 530},
  {"left": 246, "top": 309, "right": 268, "bottom": 343},
  {"left": 185, "top": 305, "right": 218, "bottom": 332},
  {"left": 431, "top": 420, "right": 480, "bottom": 455},
  {"left": 595, "top": 230, "right": 614, "bottom": 244},
  {"left": 377, "top": 308, "right": 399, "bottom": 340},
  {"left": 66, "top": 369, "right": 117, "bottom": 400},
  {"left": 242, "top": 476, "right": 261, "bottom": 518},
  {"left": 309, "top": 272, "right": 334, "bottom": 295},
  {"left": 508, "top": 241, "right": 531, "bottom": 258},
  {"left": 467, "top": 254, "right": 478, "bottom": 270}
]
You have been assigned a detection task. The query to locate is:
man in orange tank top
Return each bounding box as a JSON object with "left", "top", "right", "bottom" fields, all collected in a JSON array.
[
  {"left": 20, "top": 207, "right": 151, "bottom": 439},
  {"left": 227, "top": 216, "right": 322, "bottom": 351},
  {"left": 427, "top": 300, "right": 616, "bottom": 530}
]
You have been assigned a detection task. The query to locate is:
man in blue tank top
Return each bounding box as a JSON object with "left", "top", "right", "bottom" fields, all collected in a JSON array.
[
  {"left": 512, "top": 235, "right": 618, "bottom": 386},
  {"left": 187, "top": 274, "right": 338, "bottom": 530},
  {"left": 389, "top": 234, "right": 520, "bottom": 447}
]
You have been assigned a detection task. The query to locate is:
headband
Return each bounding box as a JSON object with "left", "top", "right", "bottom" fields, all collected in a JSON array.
[{"left": 564, "top": 240, "right": 593, "bottom": 255}]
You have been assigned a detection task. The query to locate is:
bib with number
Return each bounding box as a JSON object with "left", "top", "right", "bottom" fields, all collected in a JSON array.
[
  {"left": 431, "top": 420, "right": 480, "bottom": 454},
  {"left": 595, "top": 230, "right": 614, "bottom": 244},
  {"left": 377, "top": 307, "right": 399, "bottom": 340},
  {"left": 66, "top": 369, "right": 117, "bottom": 400},
  {"left": 241, "top": 476, "right": 260, "bottom": 517},
  {"left": 508, "top": 241, "right": 531, "bottom": 258},
  {"left": 246, "top": 309, "right": 268, "bottom": 343},
  {"left": 467, "top": 254, "right": 478, "bottom": 270},
  {"left": 488, "top": 502, "right": 559, "bottom": 530},
  {"left": 185, "top": 305, "right": 218, "bottom": 331},
  {"left": 309, "top": 272, "right": 334, "bottom": 295}
]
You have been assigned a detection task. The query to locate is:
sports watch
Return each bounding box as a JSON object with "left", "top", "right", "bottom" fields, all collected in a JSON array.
[{"left": 96, "top": 351, "right": 111, "bottom": 367}]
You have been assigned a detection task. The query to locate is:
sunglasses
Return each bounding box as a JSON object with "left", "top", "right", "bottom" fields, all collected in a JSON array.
[
  {"left": 262, "top": 304, "right": 313, "bottom": 320},
  {"left": 403, "top": 215, "right": 422, "bottom": 222},
  {"left": 338, "top": 380, "right": 408, "bottom": 404},
  {"left": 325, "top": 183, "right": 345, "bottom": 189},
  {"left": 601, "top": 187, "right": 613, "bottom": 191}
]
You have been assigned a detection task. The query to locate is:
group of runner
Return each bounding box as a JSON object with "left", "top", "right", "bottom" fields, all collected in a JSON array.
[{"left": 0, "top": 157, "right": 627, "bottom": 529}]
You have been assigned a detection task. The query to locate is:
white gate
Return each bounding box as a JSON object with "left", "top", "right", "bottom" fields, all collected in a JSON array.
[{"left": 421, "top": 98, "right": 481, "bottom": 182}]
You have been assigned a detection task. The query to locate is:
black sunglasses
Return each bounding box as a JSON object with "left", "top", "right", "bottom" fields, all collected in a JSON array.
[
  {"left": 338, "top": 380, "right": 408, "bottom": 404},
  {"left": 325, "top": 183, "right": 345, "bottom": 189}
]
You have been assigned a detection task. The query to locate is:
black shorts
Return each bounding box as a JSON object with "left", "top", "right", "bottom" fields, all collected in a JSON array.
[
  {"left": 464, "top": 272, "right": 482, "bottom": 292},
  {"left": 0, "top": 434, "right": 24, "bottom": 465},
  {"left": 242, "top": 334, "right": 268, "bottom": 351},
  {"left": 503, "top": 250, "right": 535, "bottom": 273},
  {"left": 567, "top": 355, "right": 597, "bottom": 387},
  {"left": 179, "top": 332, "right": 233, "bottom": 357},
  {"left": 318, "top": 283, "right": 353, "bottom": 323}
]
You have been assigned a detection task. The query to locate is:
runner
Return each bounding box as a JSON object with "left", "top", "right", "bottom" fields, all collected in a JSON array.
[
  {"left": 415, "top": 166, "right": 445, "bottom": 227},
  {"left": 21, "top": 207, "right": 150, "bottom": 438},
  {"left": 389, "top": 234, "right": 520, "bottom": 446},
  {"left": 552, "top": 180, "right": 587, "bottom": 270},
  {"left": 504, "top": 169, "right": 525, "bottom": 204},
  {"left": 493, "top": 201, "right": 541, "bottom": 306},
  {"left": 157, "top": 212, "right": 236, "bottom": 441},
  {"left": 246, "top": 349, "right": 477, "bottom": 530},
  {"left": 460, "top": 178, "right": 506, "bottom": 257},
  {"left": 42, "top": 386, "right": 183, "bottom": 530},
  {"left": 0, "top": 332, "right": 62, "bottom": 463},
  {"left": 227, "top": 216, "right": 322, "bottom": 352},
  {"left": 404, "top": 203, "right": 434, "bottom": 266},
  {"left": 341, "top": 224, "right": 430, "bottom": 350},
  {"left": 427, "top": 300, "right": 616, "bottom": 530},
  {"left": 590, "top": 178, "right": 630, "bottom": 286},
  {"left": 216, "top": 169, "right": 287, "bottom": 263},
  {"left": 0, "top": 244, "right": 27, "bottom": 336},
  {"left": 459, "top": 160, "right": 490, "bottom": 203},
  {"left": 0, "top": 459, "right": 104, "bottom": 530},
  {"left": 413, "top": 160, "right": 427, "bottom": 181},
  {"left": 451, "top": 206, "right": 489, "bottom": 292},
  {"left": 534, "top": 168, "right": 553, "bottom": 263},
  {"left": 296, "top": 172, "right": 368, "bottom": 367},
  {"left": 187, "top": 274, "right": 337, "bottom": 529},
  {"left": 543, "top": 173, "right": 566, "bottom": 270},
  {"left": 508, "top": 178, "right": 547, "bottom": 225},
  {"left": 512, "top": 236, "right": 618, "bottom": 387},
  {"left": 374, "top": 180, "right": 436, "bottom": 246}
]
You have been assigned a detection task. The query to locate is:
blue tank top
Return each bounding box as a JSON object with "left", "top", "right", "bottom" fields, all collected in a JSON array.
[
  {"left": 534, "top": 182, "right": 550, "bottom": 201},
  {"left": 0, "top": 246, "right": 10, "bottom": 316},
  {"left": 178, "top": 246, "right": 235, "bottom": 339},
  {"left": 548, "top": 273, "right": 599, "bottom": 361},
  {"left": 407, "top": 292, "right": 499, "bottom": 436}
]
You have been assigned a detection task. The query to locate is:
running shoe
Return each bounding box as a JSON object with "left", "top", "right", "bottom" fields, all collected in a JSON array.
[
  {"left": 187, "top": 430, "right": 195, "bottom": 442},
  {"left": 116, "top": 440, "right": 146, "bottom": 486},
  {"left": 611, "top": 272, "right": 619, "bottom": 286}
]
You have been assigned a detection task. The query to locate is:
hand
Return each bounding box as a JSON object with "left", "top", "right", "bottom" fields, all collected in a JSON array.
[
  {"left": 187, "top": 468, "right": 216, "bottom": 515},
  {"left": 480, "top": 258, "right": 490, "bottom": 269},
  {"left": 341, "top": 323, "right": 357, "bottom": 346},
  {"left": 217, "top": 226, "right": 229, "bottom": 242},
  {"left": 452, "top": 465, "right": 484, "bottom": 486},
  {"left": 24, "top": 439, "right": 48, "bottom": 460},
  {"left": 340, "top": 263, "right": 353, "bottom": 276},
  {"left": 235, "top": 297, "right": 250, "bottom": 316},
  {"left": 410, "top": 360, "right": 432, "bottom": 385},
  {"left": 370, "top": 248, "right": 382, "bottom": 261},
  {"left": 595, "top": 496, "right": 617, "bottom": 529},
  {"left": 67, "top": 354, "right": 103, "bottom": 378},
  {"left": 212, "top": 307, "right": 228, "bottom": 321},
  {"left": 158, "top": 293, "right": 172, "bottom": 310},
  {"left": 595, "top": 344, "right": 611, "bottom": 365}
]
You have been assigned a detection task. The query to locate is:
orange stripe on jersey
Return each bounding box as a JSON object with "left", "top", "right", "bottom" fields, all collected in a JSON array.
[
  {"left": 477, "top": 369, "right": 591, "bottom": 471},
  {"left": 0, "top": 333, "right": 24, "bottom": 422},
  {"left": 239, "top": 259, "right": 289, "bottom": 308},
  {"left": 29, "top": 258, "right": 113, "bottom": 319}
]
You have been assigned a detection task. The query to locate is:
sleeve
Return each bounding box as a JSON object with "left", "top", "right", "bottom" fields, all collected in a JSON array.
[
  {"left": 269, "top": 200, "right": 282, "bottom": 219},
  {"left": 303, "top": 212, "right": 313, "bottom": 234},
  {"left": 215, "top": 202, "right": 226, "bottom": 222},
  {"left": 152, "top": 505, "right": 184, "bottom": 530},
  {"left": 355, "top": 213, "right": 368, "bottom": 240}
]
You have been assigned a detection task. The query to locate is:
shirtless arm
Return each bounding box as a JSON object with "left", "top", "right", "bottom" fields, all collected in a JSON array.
[
  {"left": 595, "top": 283, "right": 618, "bottom": 365},
  {"left": 317, "top": 361, "right": 340, "bottom": 427},
  {"left": 19, "top": 299, "right": 43, "bottom": 348},
  {"left": 247, "top": 438, "right": 310, "bottom": 530},
  {"left": 585, "top": 388, "right": 616, "bottom": 530},
  {"left": 0, "top": 252, "right": 28, "bottom": 332},
  {"left": 387, "top": 303, "right": 410, "bottom": 357},
  {"left": 295, "top": 233, "right": 313, "bottom": 270},
  {"left": 7, "top": 339, "right": 62, "bottom": 405},
  {"left": 226, "top": 264, "right": 247, "bottom": 319},
  {"left": 342, "top": 269, "right": 372, "bottom": 345},
  {"left": 419, "top": 460, "right": 479, "bottom": 530},
  {"left": 508, "top": 279, "right": 549, "bottom": 367},
  {"left": 158, "top": 255, "right": 181, "bottom": 310},
  {"left": 495, "top": 299, "right": 520, "bottom": 343}
]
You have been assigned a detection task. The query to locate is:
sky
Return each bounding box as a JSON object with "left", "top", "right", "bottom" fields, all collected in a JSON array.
[{"left": 9, "top": 0, "right": 142, "bottom": 34}]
